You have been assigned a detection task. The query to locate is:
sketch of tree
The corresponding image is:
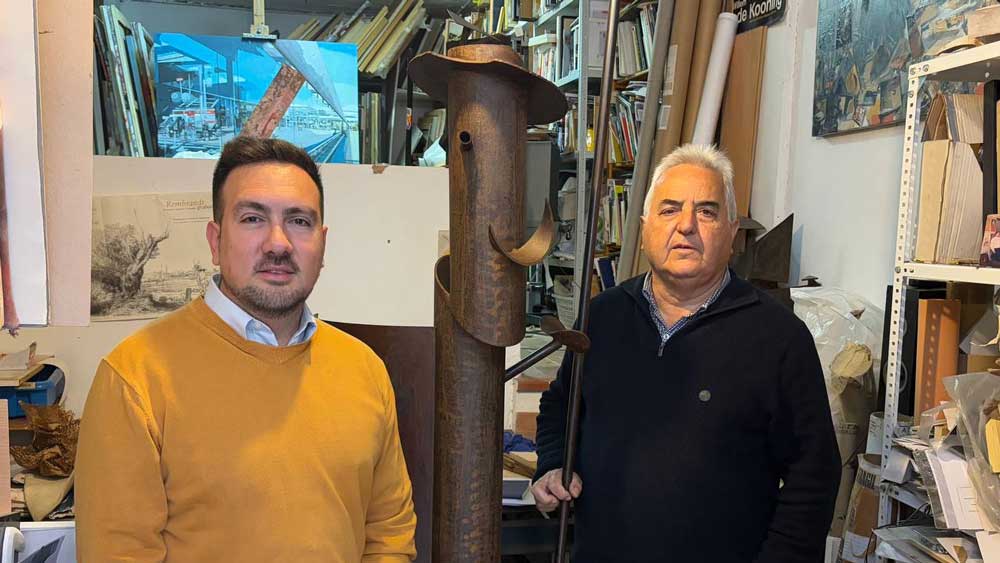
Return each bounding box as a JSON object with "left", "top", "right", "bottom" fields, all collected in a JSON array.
[{"left": 92, "top": 224, "right": 169, "bottom": 299}]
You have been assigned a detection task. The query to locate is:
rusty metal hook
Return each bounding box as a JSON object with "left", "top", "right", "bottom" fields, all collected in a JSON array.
[{"left": 488, "top": 200, "right": 557, "bottom": 267}]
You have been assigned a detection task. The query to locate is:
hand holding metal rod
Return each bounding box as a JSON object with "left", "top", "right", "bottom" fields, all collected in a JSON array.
[{"left": 557, "top": 0, "right": 622, "bottom": 559}]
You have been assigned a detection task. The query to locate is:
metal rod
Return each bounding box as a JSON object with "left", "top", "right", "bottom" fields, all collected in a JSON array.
[
  {"left": 504, "top": 339, "right": 563, "bottom": 382},
  {"left": 556, "top": 0, "right": 621, "bottom": 559}
]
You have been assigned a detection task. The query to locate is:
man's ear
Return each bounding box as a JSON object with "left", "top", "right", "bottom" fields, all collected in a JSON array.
[
  {"left": 206, "top": 220, "right": 222, "bottom": 267},
  {"left": 320, "top": 225, "right": 329, "bottom": 268}
]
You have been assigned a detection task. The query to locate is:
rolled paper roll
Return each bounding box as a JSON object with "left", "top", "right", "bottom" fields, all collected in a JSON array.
[{"left": 692, "top": 13, "right": 738, "bottom": 146}]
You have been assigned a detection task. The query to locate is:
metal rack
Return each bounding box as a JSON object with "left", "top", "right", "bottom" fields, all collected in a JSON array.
[
  {"left": 536, "top": 0, "right": 602, "bottom": 296},
  {"left": 880, "top": 41, "right": 1000, "bottom": 559}
]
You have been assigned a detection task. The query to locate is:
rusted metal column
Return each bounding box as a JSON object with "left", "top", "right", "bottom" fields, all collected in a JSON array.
[{"left": 410, "top": 37, "right": 567, "bottom": 562}]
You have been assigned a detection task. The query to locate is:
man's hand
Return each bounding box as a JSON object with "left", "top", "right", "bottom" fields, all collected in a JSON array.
[{"left": 531, "top": 468, "right": 582, "bottom": 513}]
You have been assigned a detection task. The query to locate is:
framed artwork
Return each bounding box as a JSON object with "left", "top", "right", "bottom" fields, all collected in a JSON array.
[{"left": 813, "top": 0, "right": 985, "bottom": 137}]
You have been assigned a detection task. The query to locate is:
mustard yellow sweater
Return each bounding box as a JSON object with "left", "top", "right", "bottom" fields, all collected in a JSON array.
[{"left": 76, "top": 299, "right": 416, "bottom": 562}]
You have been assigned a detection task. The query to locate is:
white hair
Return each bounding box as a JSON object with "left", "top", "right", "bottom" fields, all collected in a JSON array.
[{"left": 642, "top": 144, "right": 738, "bottom": 222}]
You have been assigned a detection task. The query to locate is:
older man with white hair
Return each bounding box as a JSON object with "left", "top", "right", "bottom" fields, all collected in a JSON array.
[{"left": 531, "top": 144, "right": 840, "bottom": 562}]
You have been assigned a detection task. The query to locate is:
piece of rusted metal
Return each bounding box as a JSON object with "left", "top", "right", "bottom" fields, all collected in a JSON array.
[
  {"left": 409, "top": 42, "right": 567, "bottom": 126},
  {"left": 489, "top": 200, "right": 557, "bottom": 267},
  {"left": 410, "top": 37, "right": 567, "bottom": 562},
  {"left": 241, "top": 63, "right": 305, "bottom": 138},
  {"left": 433, "top": 256, "right": 504, "bottom": 561},
  {"left": 539, "top": 315, "right": 590, "bottom": 354}
]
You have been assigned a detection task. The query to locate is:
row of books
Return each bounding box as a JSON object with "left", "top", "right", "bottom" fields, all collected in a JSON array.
[
  {"left": 615, "top": 2, "right": 657, "bottom": 78},
  {"left": 555, "top": 94, "right": 595, "bottom": 155},
  {"left": 601, "top": 179, "right": 632, "bottom": 248},
  {"left": 607, "top": 83, "right": 645, "bottom": 164},
  {"left": 528, "top": 33, "right": 559, "bottom": 83}
]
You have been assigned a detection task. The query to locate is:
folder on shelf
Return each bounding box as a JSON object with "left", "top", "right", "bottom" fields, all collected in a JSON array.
[{"left": 915, "top": 140, "right": 984, "bottom": 264}]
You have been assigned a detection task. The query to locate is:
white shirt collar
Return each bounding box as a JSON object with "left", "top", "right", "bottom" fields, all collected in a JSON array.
[{"left": 203, "top": 274, "right": 317, "bottom": 346}]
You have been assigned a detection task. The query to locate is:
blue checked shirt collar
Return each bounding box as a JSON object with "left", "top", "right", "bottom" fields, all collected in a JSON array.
[
  {"left": 203, "top": 274, "right": 317, "bottom": 346},
  {"left": 642, "top": 269, "right": 731, "bottom": 354}
]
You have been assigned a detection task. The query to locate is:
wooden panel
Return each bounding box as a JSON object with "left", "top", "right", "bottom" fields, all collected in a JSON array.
[
  {"left": 719, "top": 26, "right": 768, "bottom": 217},
  {"left": 515, "top": 375, "right": 552, "bottom": 393},
  {"left": 515, "top": 412, "right": 538, "bottom": 441},
  {"left": 37, "top": 0, "right": 93, "bottom": 325},
  {"left": 329, "top": 322, "right": 434, "bottom": 563}
]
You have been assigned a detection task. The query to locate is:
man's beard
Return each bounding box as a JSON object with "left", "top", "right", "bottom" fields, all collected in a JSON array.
[
  {"left": 223, "top": 255, "right": 309, "bottom": 318},
  {"left": 230, "top": 281, "right": 310, "bottom": 319}
]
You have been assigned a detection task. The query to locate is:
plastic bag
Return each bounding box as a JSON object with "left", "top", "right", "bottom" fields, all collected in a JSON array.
[
  {"left": 791, "top": 287, "right": 885, "bottom": 419},
  {"left": 944, "top": 372, "right": 1000, "bottom": 531}
]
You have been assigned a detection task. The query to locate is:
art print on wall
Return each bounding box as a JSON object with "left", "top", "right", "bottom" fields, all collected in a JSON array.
[
  {"left": 813, "top": 0, "right": 985, "bottom": 137},
  {"left": 91, "top": 193, "right": 216, "bottom": 321},
  {"left": 154, "top": 33, "right": 359, "bottom": 162}
]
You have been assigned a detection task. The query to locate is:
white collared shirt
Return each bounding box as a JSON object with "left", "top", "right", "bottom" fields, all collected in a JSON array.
[{"left": 203, "top": 274, "right": 317, "bottom": 346}]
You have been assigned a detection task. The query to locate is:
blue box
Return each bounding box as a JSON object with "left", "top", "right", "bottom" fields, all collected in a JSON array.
[{"left": 0, "top": 365, "right": 65, "bottom": 418}]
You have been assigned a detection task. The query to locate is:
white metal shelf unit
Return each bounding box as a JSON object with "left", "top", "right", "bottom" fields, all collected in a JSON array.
[
  {"left": 880, "top": 42, "right": 1000, "bottom": 546},
  {"left": 537, "top": 0, "right": 598, "bottom": 298},
  {"left": 571, "top": 0, "right": 602, "bottom": 297}
]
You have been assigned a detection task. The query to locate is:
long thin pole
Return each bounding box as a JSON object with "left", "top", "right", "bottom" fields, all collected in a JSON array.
[
  {"left": 556, "top": 0, "right": 621, "bottom": 559},
  {"left": 617, "top": 0, "right": 675, "bottom": 281}
]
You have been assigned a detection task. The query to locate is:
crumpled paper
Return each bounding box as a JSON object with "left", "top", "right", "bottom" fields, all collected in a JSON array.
[{"left": 10, "top": 402, "right": 79, "bottom": 478}]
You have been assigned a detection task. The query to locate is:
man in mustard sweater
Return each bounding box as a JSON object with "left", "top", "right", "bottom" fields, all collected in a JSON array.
[{"left": 76, "top": 138, "right": 417, "bottom": 562}]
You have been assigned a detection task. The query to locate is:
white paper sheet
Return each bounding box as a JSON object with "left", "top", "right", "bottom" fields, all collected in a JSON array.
[
  {"left": 0, "top": 0, "right": 48, "bottom": 326},
  {"left": 927, "top": 447, "right": 985, "bottom": 531},
  {"left": 976, "top": 531, "right": 1000, "bottom": 563}
]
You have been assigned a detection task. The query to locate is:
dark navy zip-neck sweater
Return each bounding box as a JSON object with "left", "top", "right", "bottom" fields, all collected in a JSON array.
[{"left": 534, "top": 273, "right": 840, "bottom": 562}]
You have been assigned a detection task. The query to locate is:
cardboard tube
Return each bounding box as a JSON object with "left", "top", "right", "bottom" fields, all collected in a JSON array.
[
  {"left": 651, "top": 0, "right": 700, "bottom": 162},
  {"left": 692, "top": 13, "right": 738, "bottom": 145},
  {"left": 681, "top": 0, "right": 722, "bottom": 143}
]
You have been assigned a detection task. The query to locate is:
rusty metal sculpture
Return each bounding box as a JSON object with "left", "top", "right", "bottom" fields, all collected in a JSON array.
[
  {"left": 410, "top": 6, "right": 621, "bottom": 557},
  {"left": 410, "top": 36, "right": 571, "bottom": 561}
]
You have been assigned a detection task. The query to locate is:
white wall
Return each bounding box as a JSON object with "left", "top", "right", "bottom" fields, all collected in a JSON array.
[
  {"left": 110, "top": 0, "right": 329, "bottom": 37},
  {"left": 2, "top": 158, "right": 449, "bottom": 417},
  {"left": 751, "top": 0, "right": 901, "bottom": 308}
]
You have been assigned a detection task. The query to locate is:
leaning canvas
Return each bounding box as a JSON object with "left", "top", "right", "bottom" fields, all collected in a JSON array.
[
  {"left": 154, "top": 33, "right": 359, "bottom": 162},
  {"left": 813, "top": 0, "right": 986, "bottom": 137}
]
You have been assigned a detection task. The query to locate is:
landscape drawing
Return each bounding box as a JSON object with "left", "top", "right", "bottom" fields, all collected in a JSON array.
[{"left": 91, "top": 193, "right": 216, "bottom": 321}]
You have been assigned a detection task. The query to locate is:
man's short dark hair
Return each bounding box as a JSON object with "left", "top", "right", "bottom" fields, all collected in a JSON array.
[{"left": 212, "top": 137, "right": 324, "bottom": 222}]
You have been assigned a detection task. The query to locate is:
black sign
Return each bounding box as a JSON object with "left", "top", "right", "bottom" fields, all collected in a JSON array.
[{"left": 733, "top": 0, "right": 786, "bottom": 33}]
